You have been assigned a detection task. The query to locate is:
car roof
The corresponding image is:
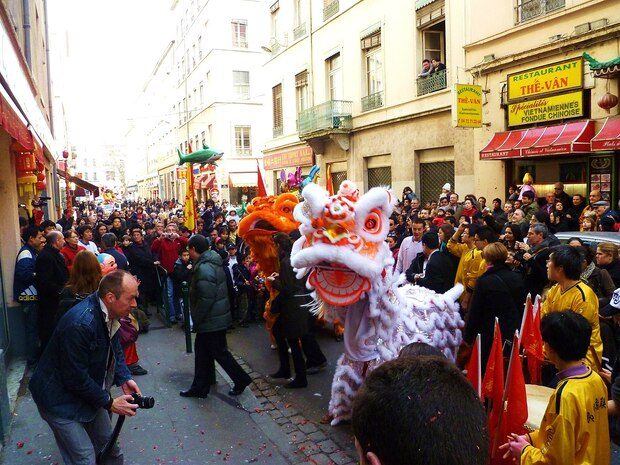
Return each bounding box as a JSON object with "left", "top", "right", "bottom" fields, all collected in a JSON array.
[{"left": 555, "top": 231, "right": 620, "bottom": 246}]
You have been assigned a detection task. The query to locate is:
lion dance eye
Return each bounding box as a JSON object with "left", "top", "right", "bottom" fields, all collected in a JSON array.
[{"left": 363, "top": 209, "right": 382, "bottom": 235}]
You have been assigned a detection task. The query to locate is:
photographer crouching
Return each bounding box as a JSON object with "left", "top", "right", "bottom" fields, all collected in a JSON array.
[{"left": 29, "top": 270, "right": 143, "bottom": 465}]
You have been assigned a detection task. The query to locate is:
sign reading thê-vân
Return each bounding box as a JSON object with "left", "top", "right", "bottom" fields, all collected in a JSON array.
[
  {"left": 453, "top": 84, "right": 483, "bottom": 128},
  {"left": 507, "top": 58, "right": 583, "bottom": 102}
]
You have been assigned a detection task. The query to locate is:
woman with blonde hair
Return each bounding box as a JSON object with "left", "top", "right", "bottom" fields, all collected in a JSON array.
[
  {"left": 596, "top": 241, "right": 620, "bottom": 287},
  {"left": 56, "top": 251, "right": 101, "bottom": 321}
]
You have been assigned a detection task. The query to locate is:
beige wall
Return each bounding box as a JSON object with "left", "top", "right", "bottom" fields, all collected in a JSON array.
[{"left": 0, "top": 131, "right": 23, "bottom": 307}]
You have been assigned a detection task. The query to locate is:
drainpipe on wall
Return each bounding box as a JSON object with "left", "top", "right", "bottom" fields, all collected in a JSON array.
[
  {"left": 43, "top": 0, "right": 53, "bottom": 136},
  {"left": 21, "top": 0, "right": 31, "bottom": 68}
]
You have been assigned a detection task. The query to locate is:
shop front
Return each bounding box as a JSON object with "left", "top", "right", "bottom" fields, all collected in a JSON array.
[
  {"left": 263, "top": 145, "right": 315, "bottom": 195},
  {"left": 479, "top": 56, "right": 619, "bottom": 205}
]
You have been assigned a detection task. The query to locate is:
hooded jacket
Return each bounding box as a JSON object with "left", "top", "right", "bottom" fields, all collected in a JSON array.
[{"left": 190, "top": 250, "right": 231, "bottom": 333}]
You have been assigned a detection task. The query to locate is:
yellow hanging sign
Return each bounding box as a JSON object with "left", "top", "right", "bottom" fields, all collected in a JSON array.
[{"left": 453, "top": 84, "right": 483, "bottom": 128}]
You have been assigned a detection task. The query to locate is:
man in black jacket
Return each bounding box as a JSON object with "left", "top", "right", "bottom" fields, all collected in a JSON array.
[
  {"left": 124, "top": 227, "right": 160, "bottom": 314},
  {"left": 34, "top": 231, "right": 69, "bottom": 354},
  {"left": 406, "top": 232, "right": 454, "bottom": 293},
  {"left": 518, "top": 223, "right": 552, "bottom": 298},
  {"left": 181, "top": 235, "right": 250, "bottom": 398}
]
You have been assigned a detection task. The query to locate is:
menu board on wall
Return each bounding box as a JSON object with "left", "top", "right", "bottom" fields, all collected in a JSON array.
[{"left": 589, "top": 155, "right": 614, "bottom": 201}]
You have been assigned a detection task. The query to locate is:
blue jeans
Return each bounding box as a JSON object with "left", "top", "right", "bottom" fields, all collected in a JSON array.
[
  {"left": 166, "top": 277, "right": 182, "bottom": 321},
  {"left": 21, "top": 301, "right": 39, "bottom": 365},
  {"left": 38, "top": 405, "right": 123, "bottom": 465}
]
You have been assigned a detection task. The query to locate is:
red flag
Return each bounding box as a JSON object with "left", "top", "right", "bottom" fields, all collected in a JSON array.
[
  {"left": 466, "top": 334, "right": 482, "bottom": 400},
  {"left": 521, "top": 295, "right": 544, "bottom": 384},
  {"left": 519, "top": 293, "right": 532, "bottom": 340},
  {"left": 482, "top": 319, "right": 504, "bottom": 456},
  {"left": 326, "top": 163, "right": 334, "bottom": 196},
  {"left": 257, "top": 160, "right": 267, "bottom": 197},
  {"left": 493, "top": 332, "right": 528, "bottom": 462}
]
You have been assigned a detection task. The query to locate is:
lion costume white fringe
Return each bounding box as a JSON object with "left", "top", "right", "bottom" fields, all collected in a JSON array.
[{"left": 291, "top": 181, "right": 464, "bottom": 425}]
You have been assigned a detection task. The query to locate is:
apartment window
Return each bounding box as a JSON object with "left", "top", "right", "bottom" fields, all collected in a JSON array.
[
  {"left": 232, "top": 20, "right": 248, "bottom": 48},
  {"left": 233, "top": 71, "right": 250, "bottom": 100},
  {"left": 198, "top": 36, "right": 203, "bottom": 59},
  {"left": 327, "top": 53, "right": 343, "bottom": 100},
  {"left": 192, "top": 44, "right": 196, "bottom": 67},
  {"left": 516, "top": 0, "right": 565, "bottom": 23},
  {"left": 208, "top": 124, "right": 213, "bottom": 142},
  {"left": 199, "top": 82, "right": 204, "bottom": 105},
  {"left": 423, "top": 28, "right": 444, "bottom": 63},
  {"left": 363, "top": 31, "right": 383, "bottom": 96},
  {"left": 201, "top": 131, "right": 206, "bottom": 148},
  {"left": 181, "top": 56, "right": 186, "bottom": 76},
  {"left": 270, "top": 6, "right": 279, "bottom": 39},
  {"left": 235, "top": 126, "right": 252, "bottom": 156},
  {"left": 295, "top": 70, "right": 308, "bottom": 117},
  {"left": 188, "top": 95, "right": 192, "bottom": 118},
  {"left": 195, "top": 135, "right": 200, "bottom": 151},
  {"left": 272, "top": 84, "right": 283, "bottom": 136},
  {"left": 295, "top": 0, "right": 305, "bottom": 26},
  {"left": 177, "top": 64, "right": 181, "bottom": 83},
  {"left": 193, "top": 89, "right": 197, "bottom": 109},
  {"left": 182, "top": 98, "right": 187, "bottom": 122}
]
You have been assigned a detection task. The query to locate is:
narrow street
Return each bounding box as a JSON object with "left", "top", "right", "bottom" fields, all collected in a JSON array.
[{"left": 1, "top": 317, "right": 355, "bottom": 465}]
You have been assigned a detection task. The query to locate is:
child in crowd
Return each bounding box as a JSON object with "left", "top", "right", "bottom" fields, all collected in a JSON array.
[
  {"left": 233, "top": 254, "right": 252, "bottom": 327},
  {"left": 500, "top": 311, "right": 610, "bottom": 464},
  {"left": 172, "top": 248, "right": 193, "bottom": 325}
]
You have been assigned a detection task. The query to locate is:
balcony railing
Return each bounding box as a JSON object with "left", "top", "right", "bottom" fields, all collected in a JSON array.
[
  {"left": 416, "top": 70, "right": 447, "bottom": 97},
  {"left": 516, "top": 0, "right": 565, "bottom": 23},
  {"left": 361, "top": 91, "right": 384, "bottom": 112},
  {"left": 273, "top": 126, "right": 283, "bottom": 138},
  {"left": 293, "top": 22, "right": 307, "bottom": 40},
  {"left": 298, "top": 100, "right": 352, "bottom": 138},
  {"left": 323, "top": 0, "right": 339, "bottom": 21}
]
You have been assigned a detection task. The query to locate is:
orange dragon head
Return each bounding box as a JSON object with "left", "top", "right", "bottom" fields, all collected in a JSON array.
[
  {"left": 291, "top": 181, "right": 396, "bottom": 307},
  {"left": 238, "top": 193, "right": 300, "bottom": 276}
]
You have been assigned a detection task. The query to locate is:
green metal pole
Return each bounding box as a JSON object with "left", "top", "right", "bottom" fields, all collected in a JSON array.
[{"left": 181, "top": 281, "right": 192, "bottom": 353}]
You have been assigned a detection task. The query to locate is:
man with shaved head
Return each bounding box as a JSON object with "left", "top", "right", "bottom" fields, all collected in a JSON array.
[{"left": 34, "top": 230, "right": 69, "bottom": 354}]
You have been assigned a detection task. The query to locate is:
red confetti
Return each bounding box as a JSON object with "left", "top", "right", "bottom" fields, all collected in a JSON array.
[
  {"left": 216, "top": 450, "right": 222, "bottom": 455},
  {"left": 16, "top": 441, "right": 24, "bottom": 449},
  {"left": 26, "top": 450, "right": 34, "bottom": 455}
]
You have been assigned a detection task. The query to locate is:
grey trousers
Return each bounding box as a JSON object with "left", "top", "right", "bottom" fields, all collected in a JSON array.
[{"left": 38, "top": 406, "right": 123, "bottom": 465}]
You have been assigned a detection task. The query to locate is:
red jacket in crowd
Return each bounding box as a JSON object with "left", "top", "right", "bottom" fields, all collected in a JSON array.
[{"left": 151, "top": 234, "right": 189, "bottom": 273}]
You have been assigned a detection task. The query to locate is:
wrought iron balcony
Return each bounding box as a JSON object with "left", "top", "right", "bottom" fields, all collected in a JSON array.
[
  {"left": 293, "top": 22, "right": 307, "bottom": 41},
  {"left": 516, "top": 0, "right": 565, "bottom": 23},
  {"left": 298, "top": 100, "right": 352, "bottom": 139},
  {"left": 361, "top": 91, "right": 384, "bottom": 112},
  {"left": 416, "top": 70, "right": 447, "bottom": 97},
  {"left": 323, "top": 0, "right": 339, "bottom": 21}
]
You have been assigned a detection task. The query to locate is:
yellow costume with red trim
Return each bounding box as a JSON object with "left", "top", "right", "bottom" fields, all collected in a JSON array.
[{"left": 521, "top": 367, "right": 609, "bottom": 465}]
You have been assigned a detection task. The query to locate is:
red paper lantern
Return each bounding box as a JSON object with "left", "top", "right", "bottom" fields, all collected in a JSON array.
[
  {"left": 36, "top": 180, "right": 46, "bottom": 192},
  {"left": 36, "top": 171, "right": 46, "bottom": 182},
  {"left": 598, "top": 92, "right": 619, "bottom": 112},
  {"left": 15, "top": 152, "right": 36, "bottom": 175}
]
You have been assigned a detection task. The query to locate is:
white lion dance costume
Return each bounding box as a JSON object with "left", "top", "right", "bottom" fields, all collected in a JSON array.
[{"left": 291, "top": 180, "right": 465, "bottom": 425}]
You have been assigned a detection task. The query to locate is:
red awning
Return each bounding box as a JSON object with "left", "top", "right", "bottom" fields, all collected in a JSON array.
[
  {"left": 480, "top": 132, "right": 510, "bottom": 159},
  {"left": 58, "top": 168, "right": 100, "bottom": 197},
  {"left": 479, "top": 121, "right": 594, "bottom": 160},
  {"left": 591, "top": 116, "right": 620, "bottom": 151},
  {"left": 0, "top": 89, "right": 33, "bottom": 150}
]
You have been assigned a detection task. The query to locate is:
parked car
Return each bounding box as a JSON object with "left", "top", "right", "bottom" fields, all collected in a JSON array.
[{"left": 555, "top": 231, "right": 620, "bottom": 248}]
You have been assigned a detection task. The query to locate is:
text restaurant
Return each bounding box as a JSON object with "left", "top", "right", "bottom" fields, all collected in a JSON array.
[{"left": 480, "top": 54, "right": 619, "bottom": 206}]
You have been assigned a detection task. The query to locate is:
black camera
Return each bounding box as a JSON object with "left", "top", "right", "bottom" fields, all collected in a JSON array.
[{"left": 131, "top": 393, "right": 155, "bottom": 409}]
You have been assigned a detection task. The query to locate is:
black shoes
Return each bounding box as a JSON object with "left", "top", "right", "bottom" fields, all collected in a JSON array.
[
  {"left": 306, "top": 362, "right": 327, "bottom": 375},
  {"left": 228, "top": 383, "right": 249, "bottom": 396},
  {"left": 128, "top": 364, "right": 148, "bottom": 376},
  {"left": 285, "top": 378, "right": 308, "bottom": 389},
  {"left": 269, "top": 370, "right": 291, "bottom": 379},
  {"left": 179, "top": 388, "right": 209, "bottom": 398}
]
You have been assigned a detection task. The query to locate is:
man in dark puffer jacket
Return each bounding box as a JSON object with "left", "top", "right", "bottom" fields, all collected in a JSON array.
[{"left": 180, "top": 235, "right": 251, "bottom": 399}]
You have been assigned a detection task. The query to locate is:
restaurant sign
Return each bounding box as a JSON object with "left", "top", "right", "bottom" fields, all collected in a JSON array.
[
  {"left": 507, "top": 58, "right": 583, "bottom": 102},
  {"left": 508, "top": 91, "right": 583, "bottom": 127},
  {"left": 453, "top": 84, "right": 483, "bottom": 128},
  {"left": 263, "top": 146, "right": 314, "bottom": 171}
]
